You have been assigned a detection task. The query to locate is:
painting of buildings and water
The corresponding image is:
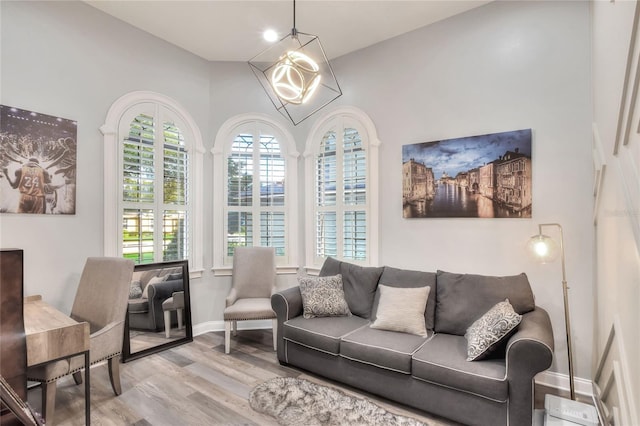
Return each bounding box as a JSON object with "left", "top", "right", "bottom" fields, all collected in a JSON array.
[{"left": 402, "top": 129, "right": 532, "bottom": 219}]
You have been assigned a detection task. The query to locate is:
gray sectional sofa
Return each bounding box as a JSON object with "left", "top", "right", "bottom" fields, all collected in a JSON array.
[{"left": 271, "top": 257, "right": 554, "bottom": 426}]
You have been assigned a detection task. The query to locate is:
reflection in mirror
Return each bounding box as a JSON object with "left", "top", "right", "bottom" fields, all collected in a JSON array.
[{"left": 122, "top": 260, "right": 192, "bottom": 362}]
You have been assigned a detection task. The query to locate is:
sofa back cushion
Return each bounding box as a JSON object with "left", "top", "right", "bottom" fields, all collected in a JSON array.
[
  {"left": 319, "top": 257, "right": 383, "bottom": 319},
  {"left": 434, "top": 270, "right": 535, "bottom": 335},
  {"left": 373, "top": 266, "right": 437, "bottom": 331}
]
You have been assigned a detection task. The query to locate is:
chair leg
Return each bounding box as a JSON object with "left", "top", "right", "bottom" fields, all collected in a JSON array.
[
  {"left": 108, "top": 356, "right": 122, "bottom": 395},
  {"left": 41, "top": 381, "right": 57, "bottom": 425},
  {"left": 272, "top": 318, "right": 278, "bottom": 350},
  {"left": 224, "top": 320, "right": 231, "bottom": 354},
  {"left": 177, "top": 308, "right": 183, "bottom": 330},
  {"left": 232, "top": 320, "right": 237, "bottom": 336},
  {"left": 72, "top": 371, "right": 83, "bottom": 385},
  {"left": 164, "top": 310, "right": 171, "bottom": 338}
]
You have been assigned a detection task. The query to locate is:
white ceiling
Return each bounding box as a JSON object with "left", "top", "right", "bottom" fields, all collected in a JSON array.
[{"left": 85, "top": 1, "right": 491, "bottom": 62}]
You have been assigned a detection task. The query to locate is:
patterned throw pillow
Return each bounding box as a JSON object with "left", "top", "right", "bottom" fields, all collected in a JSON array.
[
  {"left": 129, "top": 280, "right": 143, "bottom": 299},
  {"left": 298, "top": 274, "right": 352, "bottom": 319},
  {"left": 370, "top": 285, "right": 430, "bottom": 337},
  {"left": 465, "top": 299, "right": 522, "bottom": 361}
]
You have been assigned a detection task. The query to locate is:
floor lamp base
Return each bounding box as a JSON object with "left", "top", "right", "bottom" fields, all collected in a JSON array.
[{"left": 532, "top": 394, "right": 599, "bottom": 426}]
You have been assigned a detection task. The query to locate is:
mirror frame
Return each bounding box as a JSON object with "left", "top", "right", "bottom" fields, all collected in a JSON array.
[{"left": 122, "top": 260, "right": 193, "bottom": 362}]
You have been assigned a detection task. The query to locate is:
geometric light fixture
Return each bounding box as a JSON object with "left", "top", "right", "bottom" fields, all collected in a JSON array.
[
  {"left": 527, "top": 222, "right": 576, "bottom": 400},
  {"left": 248, "top": 0, "right": 342, "bottom": 125}
]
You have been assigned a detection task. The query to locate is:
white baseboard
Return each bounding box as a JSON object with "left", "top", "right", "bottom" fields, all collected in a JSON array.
[
  {"left": 193, "top": 319, "right": 273, "bottom": 336},
  {"left": 535, "top": 371, "right": 594, "bottom": 398}
]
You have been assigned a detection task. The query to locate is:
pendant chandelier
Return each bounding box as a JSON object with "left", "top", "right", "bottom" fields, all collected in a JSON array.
[{"left": 248, "top": 0, "right": 342, "bottom": 125}]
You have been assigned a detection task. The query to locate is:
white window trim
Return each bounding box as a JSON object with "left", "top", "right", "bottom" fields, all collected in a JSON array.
[
  {"left": 100, "top": 91, "right": 205, "bottom": 277},
  {"left": 304, "top": 106, "right": 380, "bottom": 270},
  {"left": 212, "top": 113, "right": 299, "bottom": 275}
]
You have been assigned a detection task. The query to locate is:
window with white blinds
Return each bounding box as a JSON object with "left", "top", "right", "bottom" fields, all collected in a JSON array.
[
  {"left": 306, "top": 107, "right": 379, "bottom": 268},
  {"left": 224, "top": 127, "right": 287, "bottom": 262},
  {"left": 315, "top": 126, "right": 367, "bottom": 262},
  {"left": 103, "top": 92, "right": 203, "bottom": 275},
  {"left": 121, "top": 112, "right": 189, "bottom": 264}
]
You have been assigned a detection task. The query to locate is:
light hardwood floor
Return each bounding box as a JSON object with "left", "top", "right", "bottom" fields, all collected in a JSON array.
[{"left": 29, "top": 329, "right": 568, "bottom": 426}]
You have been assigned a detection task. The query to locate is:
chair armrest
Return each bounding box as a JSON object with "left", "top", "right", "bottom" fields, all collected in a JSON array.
[
  {"left": 69, "top": 320, "right": 125, "bottom": 371},
  {"left": 271, "top": 286, "right": 303, "bottom": 364},
  {"left": 225, "top": 288, "right": 238, "bottom": 307},
  {"left": 506, "top": 307, "right": 554, "bottom": 425},
  {"left": 172, "top": 291, "right": 185, "bottom": 306}
]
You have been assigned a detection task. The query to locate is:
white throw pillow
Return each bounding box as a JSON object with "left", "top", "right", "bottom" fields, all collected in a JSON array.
[
  {"left": 370, "top": 285, "right": 430, "bottom": 337},
  {"left": 141, "top": 275, "right": 166, "bottom": 299},
  {"left": 465, "top": 298, "right": 522, "bottom": 361}
]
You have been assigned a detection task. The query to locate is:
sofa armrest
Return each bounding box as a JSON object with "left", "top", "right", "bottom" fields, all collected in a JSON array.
[
  {"left": 271, "top": 286, "right": 303, "bottom": 364},
  {"left": 506, "top": 307, "right": 554, "bottom": 426},
  {"left": 147, "top": 279, "right": 184, "bottom": 302}
]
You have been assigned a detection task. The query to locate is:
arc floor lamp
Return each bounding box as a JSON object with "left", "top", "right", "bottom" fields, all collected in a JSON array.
[{"left": 527, "top": 222, "right": 575, "bottom": 400}]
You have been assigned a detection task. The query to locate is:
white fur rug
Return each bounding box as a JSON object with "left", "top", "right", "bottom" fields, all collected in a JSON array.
[{"left": 249, "top": 377, "right": 428, "bottom": 426}]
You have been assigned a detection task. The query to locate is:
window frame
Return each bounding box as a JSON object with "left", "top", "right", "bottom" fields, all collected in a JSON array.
[
  {"left": 101, "top": 91, "right": 205, "bottom": 277},
  {"left": 212, "top": 113, "right": 299, "bottom": 275},
  {"left": 304, "top": 106, "right": 380, "bottom": 271}
]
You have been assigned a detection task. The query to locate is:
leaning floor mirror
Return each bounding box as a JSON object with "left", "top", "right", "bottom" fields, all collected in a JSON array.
[{"left": 122, "top": 260, "right": 193, "bottom": 362}]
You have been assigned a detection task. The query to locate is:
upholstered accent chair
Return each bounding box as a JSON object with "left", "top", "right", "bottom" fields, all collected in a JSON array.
[
  {"left": 26, "top": 257, "right": 134, "bottom": 425},
  {"left": 162, "top": 290, "right": 185, "bottom": 338},
  {"left": 223, "top": 246, "right": 277, "bottom": 354}
]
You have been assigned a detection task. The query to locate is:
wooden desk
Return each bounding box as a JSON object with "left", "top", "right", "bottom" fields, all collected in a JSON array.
[{"left": 24, "top": 295, "right": 90, "bottom": 425}]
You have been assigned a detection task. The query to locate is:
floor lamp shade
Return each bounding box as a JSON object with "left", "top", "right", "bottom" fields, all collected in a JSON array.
[
  {"left": 528, "top": 223, "right": 576, "bottom": 400},
  {"left": 248, "top": 31, "right": 342, "bottom": 126}
]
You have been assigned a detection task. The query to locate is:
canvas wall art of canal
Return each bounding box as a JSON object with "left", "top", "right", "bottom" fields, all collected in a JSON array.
[{"left": 402, "top": 129, "right": 532, "bottom": 219}]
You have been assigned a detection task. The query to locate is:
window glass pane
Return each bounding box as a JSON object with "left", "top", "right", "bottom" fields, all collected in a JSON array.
[
  {"left": 163, "top": 122, "right": 188, "bottom": 205},
  {"left": 163, "top": 210, "right": 187, "bottom": 261},
  {"left": 227, "top": 211, "right": 253, "bottom": 256},
  {"left": 260, "top": 212, "right": 285, "bottom": 256},
  {"left": 343, "top": 210, "right": 366, "bottom": 261},
  {"left": 122, "top": 208, "right": 154, "bottom": 264},
  {"left": 317, "top": 131, "right": 337, "bottom": 207},
  {"left": 259, "top": 134, "right": 285, "bottom": 207},
  {"left": 316, "top": 211, "right": 337, "bottom": 258},
  {"left": 123, "top": 114, "right": 154, "bottom": 203},
  {"left": 343, "top": 127, "right": 366, "bottom": 205},
  {"left": 228, "top": 134, "right": 253, "bottom": 207}
]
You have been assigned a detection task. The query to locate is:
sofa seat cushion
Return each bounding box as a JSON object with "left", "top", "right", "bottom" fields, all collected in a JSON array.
[
  {"left": 411, "top": 333, "right": 508, "bottom": 402},
  {"left": 128, "top": 298, "right": 149, "bottom": 314},
  {"left": 340, "top": 327, "right": 429, "bottom": 374},
  {"left": 283, "top": 316, "right": 369, "bottom": 355}
]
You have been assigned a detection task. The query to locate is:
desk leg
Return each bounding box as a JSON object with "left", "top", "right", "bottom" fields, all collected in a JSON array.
[{"left": 84, "top": 350, "right": 90, "bottom": 425}]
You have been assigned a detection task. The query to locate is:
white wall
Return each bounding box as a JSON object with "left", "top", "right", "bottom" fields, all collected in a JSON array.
[
  {"left": 327, "top": 0, "right": 594, "bottom": 384},
  {"left": 591, "top": 0, "right": 640, "bottom": 421},
  {"left": 0, "top": 0, "right": 213, "bottom": 311},
  {"left": 1, "top": 0, "right": 596, "bottom": 386}
]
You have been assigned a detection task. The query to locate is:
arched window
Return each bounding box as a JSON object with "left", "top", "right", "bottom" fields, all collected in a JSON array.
[
  {"left": 213, "top": 114, "right": 298, "bottom": 273},
  {"left": 305, "top": 107, "right": 380, "bottom": 269},
  {"left": 101, "top": 92, "right": 204, "bottom": 275}
]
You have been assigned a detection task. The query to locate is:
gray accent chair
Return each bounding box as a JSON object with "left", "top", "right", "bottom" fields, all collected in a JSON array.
[
  {"left": 223, "top": 246, "right": 277, "bottom": 354},
  {"left": 27, "top": 257, "right": 134, "bottom": 425},
  {"left": 162, "top": 291, "right": 184, "bottom": 338},
  {"left": 271, "top": 258, "right": 554, "bottom": 426}
]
